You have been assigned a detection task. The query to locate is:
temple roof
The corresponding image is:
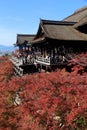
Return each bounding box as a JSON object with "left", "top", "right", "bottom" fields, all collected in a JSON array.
[
  {"left": 64, "top": 6, "right": 87, "bottom": 22},
  {"left": 74, "top": 17, "right": 87, "bottom": 28},
  {"left": 15, "top": 6, "right": 87, "bottom": 46},
  {"left": 32, "top": 19, "right": 87, "bottom": 43},
  {"left": 16, "top": 34, "right": 35, "bottom": 46}
]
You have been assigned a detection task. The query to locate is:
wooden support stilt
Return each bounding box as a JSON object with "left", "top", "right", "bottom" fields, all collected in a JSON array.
[{"left": 13, "top": 64, "right": 23, "bottom": 76}]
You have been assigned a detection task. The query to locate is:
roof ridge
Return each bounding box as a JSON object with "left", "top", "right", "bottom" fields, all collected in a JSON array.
[
  {"left": 64, "top": 6, "right": 87, "bottom": 21},
  {"left": 74, "top": 6, "right": 87, "bottom": 14},
  {"left": 17, "top": 34, "right": 35, "bottom": 36},
  {"left": 41, "top": 19, "right": 76, "bottom": 25}
]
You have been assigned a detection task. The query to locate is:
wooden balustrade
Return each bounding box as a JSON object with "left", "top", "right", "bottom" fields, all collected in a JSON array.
[
  {"left": 10, "top": 55, "right": 68, "bottom": 76},
  {"left": 35, "top": 56, "right": 67, "bottom": 65},
  {"left": 11, "top": 56, "right": 34, "bottom": 65}
]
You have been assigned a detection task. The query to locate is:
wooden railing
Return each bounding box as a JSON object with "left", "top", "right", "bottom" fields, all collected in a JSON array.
[
  {"left": 35, "top": 56, "right": 67, "bottom": 65},
  {"left": 11, "top": 55, "right": 67, "bottom": 67},
  {"left": 11, "top": 56, "right": 34, "bottom": 65},
  {"left": 11, "top": 56, "right": 23, "bottom": 66},
  {"left": 36, "top": 57, "right": 51, "bottom": 65}
]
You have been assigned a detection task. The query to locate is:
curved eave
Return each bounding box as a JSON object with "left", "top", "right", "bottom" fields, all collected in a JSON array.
[{"left": 31, "top": 37, "right": 46, "bottom": 45}]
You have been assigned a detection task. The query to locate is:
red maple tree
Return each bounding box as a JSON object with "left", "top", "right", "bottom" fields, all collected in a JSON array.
[{"left": 0, "top": 55, "right": 87, "bottom": 130}]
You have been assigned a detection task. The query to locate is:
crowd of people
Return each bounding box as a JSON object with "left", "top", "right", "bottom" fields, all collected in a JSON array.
[
  {"left": 14, "top": 47, "right": 35, "bottom": 64},
  {"left": 14, "top": 47, "right": 67, "bottom": 65}
]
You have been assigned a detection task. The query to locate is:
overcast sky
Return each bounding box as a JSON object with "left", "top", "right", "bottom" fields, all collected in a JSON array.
[{"left": 0, "top": 0, "right": 87, "bottom": 46}]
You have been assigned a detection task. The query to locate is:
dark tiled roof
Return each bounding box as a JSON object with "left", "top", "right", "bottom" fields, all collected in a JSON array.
[
  {"left": 16, "top": 34, "right": 35, "bottom": 45},
  {"left": 74, "top": 17, "right": 87, "bottom": 28},
  {"left": 40, "top": 19, "right": 87, "bottom": 41},
  {"left": 64, "top": 6, "right": 87, "bottom": 22}
]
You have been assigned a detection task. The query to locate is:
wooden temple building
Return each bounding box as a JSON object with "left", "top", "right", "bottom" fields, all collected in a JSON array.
[
  {"left": 11, "top": 6, "right": 87, "bottom": 76},
  {"left": 11, "top": 34, "right": 35, "bottom": 76}
]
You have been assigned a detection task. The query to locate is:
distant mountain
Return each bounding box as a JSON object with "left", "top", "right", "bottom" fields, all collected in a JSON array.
[{"left": 0, "top": 45, "right": 15, "bottom": 55}]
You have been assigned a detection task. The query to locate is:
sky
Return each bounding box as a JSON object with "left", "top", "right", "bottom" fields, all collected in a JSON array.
[{"left": 0, "top": 0, "right": 87, "bottom": 46}]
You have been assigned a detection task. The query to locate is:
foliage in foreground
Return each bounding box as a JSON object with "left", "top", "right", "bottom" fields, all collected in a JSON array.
[{"left": 0, "top": 55, "right": 87, "bottom": 130}]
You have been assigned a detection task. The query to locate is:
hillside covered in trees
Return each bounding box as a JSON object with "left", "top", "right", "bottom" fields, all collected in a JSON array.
[{"left": 0, "top": 55, "right": 87, "bottom": 130}]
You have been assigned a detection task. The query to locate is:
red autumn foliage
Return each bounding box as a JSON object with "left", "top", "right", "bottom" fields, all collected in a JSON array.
[{"left": 0, "top": 54, "right": 87, "bottom": 130}]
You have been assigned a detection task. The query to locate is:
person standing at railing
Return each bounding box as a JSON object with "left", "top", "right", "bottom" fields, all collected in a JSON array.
[
  {"left": 21, "top": 47, "right": 28, "bottom": 64},
  {"left": 25, "top": 47, "right": 34, "bottom": 64}
]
